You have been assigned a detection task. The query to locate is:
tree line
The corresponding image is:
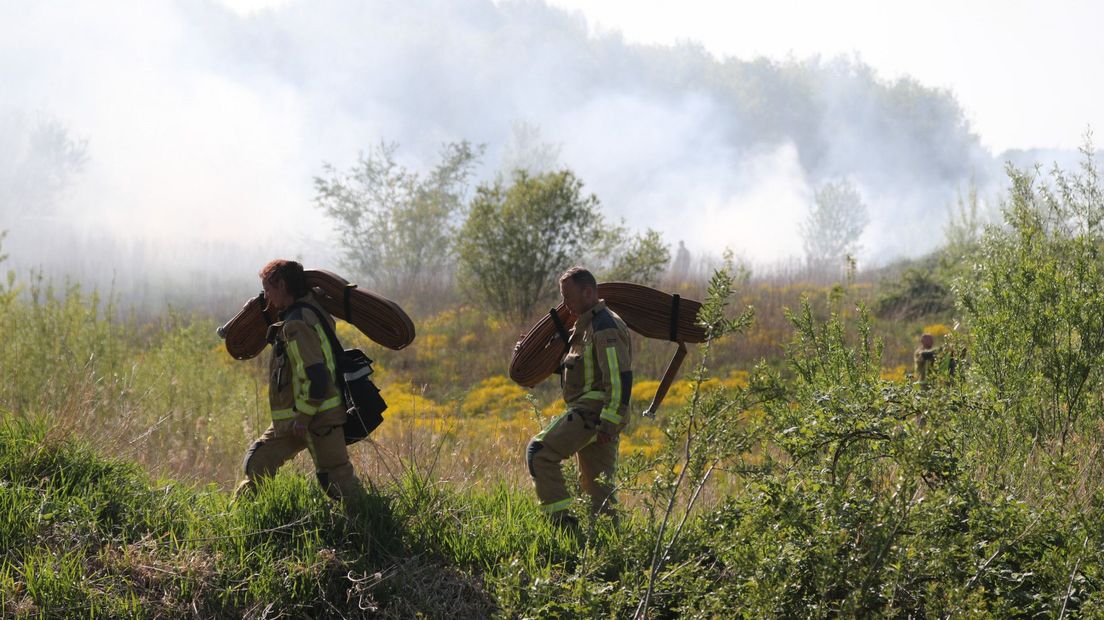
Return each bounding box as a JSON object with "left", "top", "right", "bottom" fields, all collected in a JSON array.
[
  {"left": 313, "top": 141, "right": 672, "bottom": 319},
  {"left": 314, "top": 140, "right": 873, "bottom": 319}
]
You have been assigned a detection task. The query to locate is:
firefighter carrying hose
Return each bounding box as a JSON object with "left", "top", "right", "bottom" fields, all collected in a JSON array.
[
  {"left": 233, "top": 259, "right": 364, "bottom": 503},
  {"left": 524, "top": 266, "right": 633, "bottom": 528}
]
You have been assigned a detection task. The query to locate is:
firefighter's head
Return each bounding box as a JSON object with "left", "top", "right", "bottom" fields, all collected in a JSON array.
[
  {"left": 559, "top": 266, "right": 598, "bottom": 317},
  {"left": 920, "top": 333, "right": 934, "bottom": 349},
  {"left": 259, "top": 259, "right": 309, "bottom": 311}
]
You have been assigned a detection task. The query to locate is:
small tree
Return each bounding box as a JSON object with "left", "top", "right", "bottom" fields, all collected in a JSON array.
[
  {"left": 596, "top": 227, "right": 670, "bottom": 286},
  {"left": 313, "top": 141, "right": 481, "bottom": 297},
  {"left": 457, "top": 169, "right": 601, "bottom": 320},
  {"left": 0, "top": 112, "right": 88, "bottom": 218},
  {"left": 801, "top": 179, "right": 869, "bottom": 274}
]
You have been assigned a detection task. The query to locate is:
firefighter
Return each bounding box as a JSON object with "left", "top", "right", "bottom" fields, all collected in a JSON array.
[
  {"left": 234, "top": 259, "right": 364, "bottom": 502},
  {"left": 525, "top": 266, "right": 632, "bottom": 527}
]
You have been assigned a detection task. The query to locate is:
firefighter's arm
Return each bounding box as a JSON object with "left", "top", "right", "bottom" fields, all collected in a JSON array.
[
  {"left": 595, "top": 327, "right": 633, "bottom": 434},
  {"left": 283, "top": 320, "right": 333, "bottom": 416}
]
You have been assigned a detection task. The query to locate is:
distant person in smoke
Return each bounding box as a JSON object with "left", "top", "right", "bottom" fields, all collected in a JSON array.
[
  {"left": 671, "top": 240, "right": 691, "bottom": 281},
  {"left": 234, "top": 259, "right": 364, "bottom": 504}
]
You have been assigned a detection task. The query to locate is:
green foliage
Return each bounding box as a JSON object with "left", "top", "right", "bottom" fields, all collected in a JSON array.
[
  {"left": 314, "top": 141, "right": 482, "bottom": 298},
  {"left": 959, "top": 143, "right": 1104, "bottom": 446},
  {"left": 4, "top": 244, "right": 1104, "bottom": 616},
  {"left": 874, "top": 266, "right": 955, "bottom": 320},
  {"left": 9, "top": 148, "right": 1104, "bottom": 616},
  {"left": 696, "top": 291, "right": 1095, "bottom": 617},
  {"left": 457, "top": 169, "right": 603, "bottom": 320},
  {"left": 596, "top": 226, "right": 671, "bottom": 286},
  {"left": 629, "top": 261, "right": 757, "bottom": 618},
  {"left": 0, "top": 265, "right": 269, "bottom": 484},
  {"left": 801, "top": 178, "right": 869, "bottom": 273},
  {"left": 457, "top": 169, "right": 671, "bottom": 319}
]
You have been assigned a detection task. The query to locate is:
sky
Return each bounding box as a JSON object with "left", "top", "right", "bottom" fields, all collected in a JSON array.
[{"left": 2, "top": 0, "right": 1100, "bottom": 294}]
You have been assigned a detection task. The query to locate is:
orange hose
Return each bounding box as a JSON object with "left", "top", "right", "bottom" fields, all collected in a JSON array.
[
  {"left": 218, "top": 269, "right": 415, "bottom": 360},
  {"left": 508, "top": 282, "right": 706, "bottom": 387}
]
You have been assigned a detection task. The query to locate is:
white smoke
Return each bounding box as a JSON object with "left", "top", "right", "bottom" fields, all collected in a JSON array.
[{"left": 0, "top": 0, "right": 1024, "bottom": 305}]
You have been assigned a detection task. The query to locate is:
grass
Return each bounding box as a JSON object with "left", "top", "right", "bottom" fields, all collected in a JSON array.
[
  {"left": 8, "top": 226, "right": 1104, "bottom": 615},
  {"left": 0, "top": 414, "right": 565, "bottom": 617}
]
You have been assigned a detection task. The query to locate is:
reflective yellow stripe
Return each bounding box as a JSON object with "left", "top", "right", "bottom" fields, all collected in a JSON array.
[
  {"left": 601, "top": 346, "right": 622, "bottom": 424},
  {"left": 272, "top": 408, "right": 295, "bottom": 420},
  {"left": 312, "top": 323, "right": 338, "bottom": 377},
  {"left": 540, "top": 498, "right": 572, "bottom": 514},
  {"left": 580, "top": 390, "right": 605, "bottom": 401},
  {"left": 287, "top": 340, "right": 313, "bottom": 414},
  {"left": 287, "top": 331, "right": 343, "bottom": 416},
  {"left": 583, "top": 341, "right": 594, "bottom": 393},
  {"left": 535, "top": 412, "right": 568, "bottom": 442}
]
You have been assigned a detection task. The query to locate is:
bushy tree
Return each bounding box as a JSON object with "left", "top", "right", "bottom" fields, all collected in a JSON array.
[
  {"left": 801, "top": 179, "right": 869, "bottom": 274},
  {"left": 594, "top": 226, "right": 671, "bottom": 286},
  {"left": 959, "top": 142, "right": 1104, "bottom": 448},
  {"left": 457, "top": 169, "right": 671, "bottom": 319},
  {"left": 457, "top": 169, "right": 600, "bottom": 319},
  {"left": 313, "top": 141, "right": 481, "bottom": 297},
  {"left": 874, "top": 266, "right": 954, "bottom": 321}
]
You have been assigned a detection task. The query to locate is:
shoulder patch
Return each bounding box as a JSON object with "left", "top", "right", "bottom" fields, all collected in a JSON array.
[{"left": 592, "top": 308, "right": 617, "bottom": 332}]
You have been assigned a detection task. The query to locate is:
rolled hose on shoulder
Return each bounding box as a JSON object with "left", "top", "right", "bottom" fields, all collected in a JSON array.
[
  {"left": 508, "top": 282, "right": 707, "bottom": 388},
  {"left": 218, "top": 269, "right": 416, "bottom": 360}
]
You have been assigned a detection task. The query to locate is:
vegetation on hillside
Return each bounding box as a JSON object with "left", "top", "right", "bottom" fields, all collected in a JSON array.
[{"left": 3, "top": 148, "right": 1104, "bottom": 616}]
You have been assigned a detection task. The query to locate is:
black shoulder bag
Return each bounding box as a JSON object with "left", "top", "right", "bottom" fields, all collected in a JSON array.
[{"left": 290, "top": 302, "right": 387, "bottom": 444}]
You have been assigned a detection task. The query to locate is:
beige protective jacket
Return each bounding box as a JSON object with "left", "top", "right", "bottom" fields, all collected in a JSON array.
[
  {"left": 268, "top": 293, "right": 343, "bottom": 420},
  {"left": 561, "top": 301, "right": 633, "bottom": 426}
]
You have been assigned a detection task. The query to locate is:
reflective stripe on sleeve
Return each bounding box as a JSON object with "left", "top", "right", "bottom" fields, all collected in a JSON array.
[
  {"left": 583, "top": 341, "right": 594, "bottom": 393},
  {"left": 312, "top": 323, "right": 338, "bottom": 377},
  {"left": 600, "top": 346, "right": 622, "bottom": 424}
]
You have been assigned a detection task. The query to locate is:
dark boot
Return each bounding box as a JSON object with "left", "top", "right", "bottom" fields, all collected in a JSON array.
[{"left": 549, "top": 510, "right": 580, "bottom": 532}]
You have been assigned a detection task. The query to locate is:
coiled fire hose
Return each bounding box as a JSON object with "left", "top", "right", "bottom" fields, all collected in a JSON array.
[
  {"left": 217, "top": 269, "right": 416, "bottom": 360},
  {"left": 509, "top": 282, "right": 707, "bottom": 417}
]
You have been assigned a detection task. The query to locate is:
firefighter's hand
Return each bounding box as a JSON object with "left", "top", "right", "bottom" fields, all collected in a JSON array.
[
  {"left": 596, "top": 423, "right": 620, "bottom": 445},
  {"left": 513, "top": 333, "right": 526, "bottom": 353},
  {"left": 291, "top": 413, "right": 311, "bottom": 438}
]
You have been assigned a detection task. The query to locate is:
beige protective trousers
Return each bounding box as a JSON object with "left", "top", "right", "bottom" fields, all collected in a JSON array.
[
  {"left": 235, "top": 408, "right": 362, "bottom": 500},
  {"left": 527, "top": 407, "right": 618, "bottom": 515}
]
